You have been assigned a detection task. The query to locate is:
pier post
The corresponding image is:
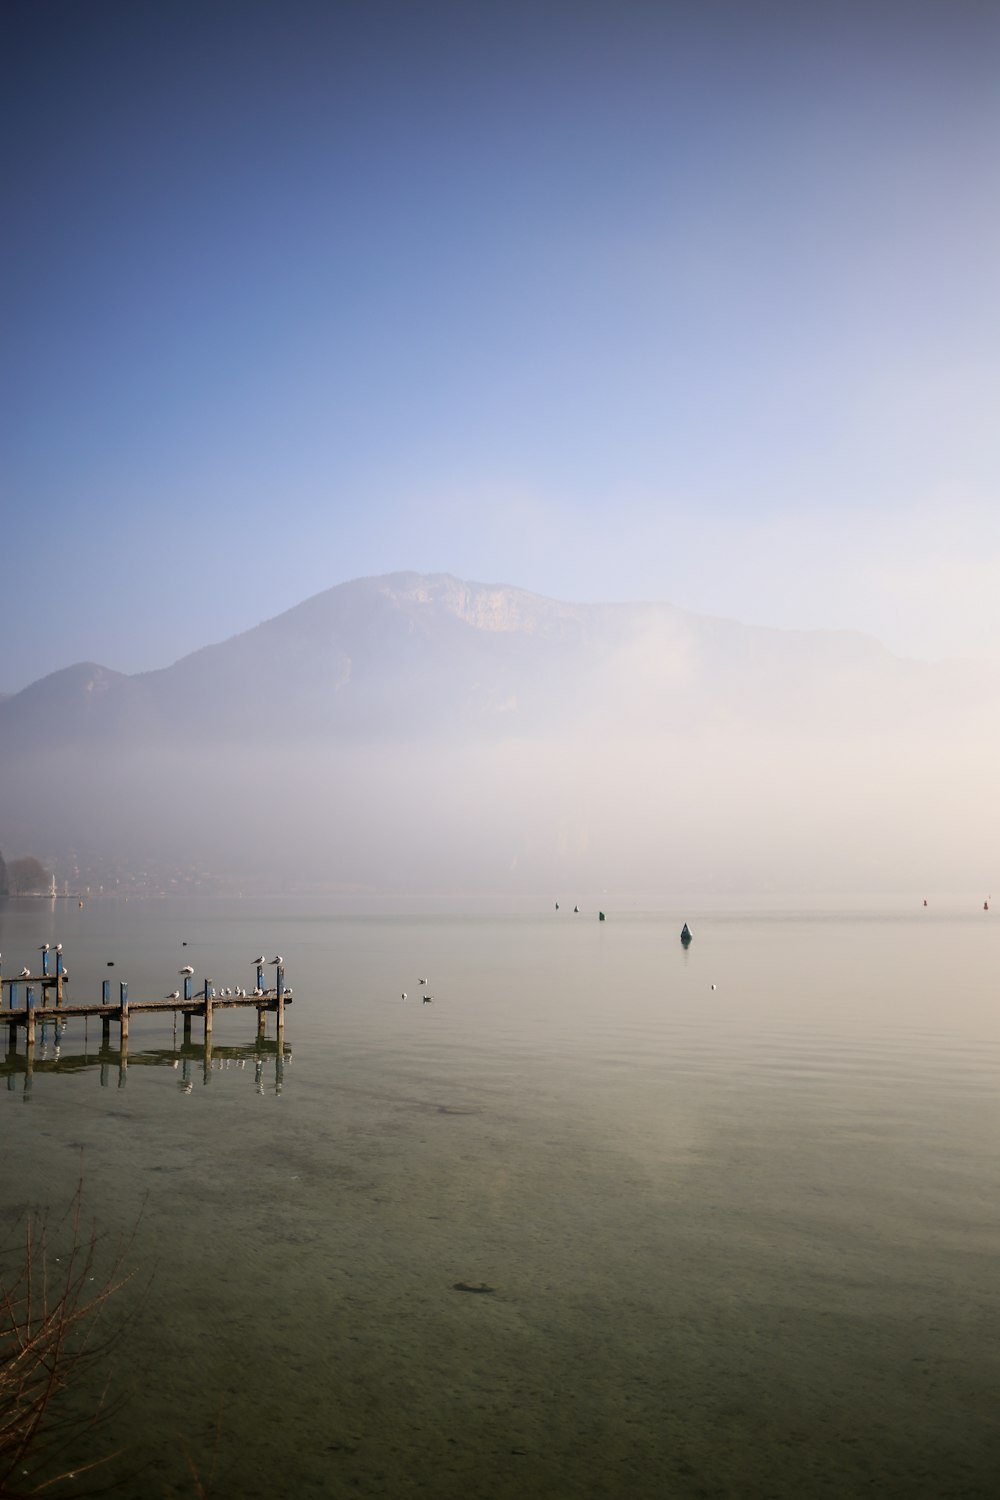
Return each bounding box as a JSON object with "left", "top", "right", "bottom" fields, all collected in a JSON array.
[
  {"left": 183, "top": 975, "right": 192, "bottom": 1002},
  {"left": 257, "top": 1005, "right": 266, "bottom": 1040},
  {"left": 119, "top": 980, "right": 129, "bottom": 1042},
  {"left": 183, "top": 1012, "right": 192, "bottom": 1043},
  {"left": 204, "top": 981, "right": 213, "bottom": 1042},
  {"left": 41, "top": 949, "right": 50, "bottom": 978},
  {"left": 25, "top": 989, "right": 35, "bottom": 1047}
]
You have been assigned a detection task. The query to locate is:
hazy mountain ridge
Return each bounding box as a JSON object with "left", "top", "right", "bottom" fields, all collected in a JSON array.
[
  {"left": 2, "top": 572, "right": 996, "bottom": 749},
  {"left": 4, "top": 574, "right": 999, "bottom": 893}
]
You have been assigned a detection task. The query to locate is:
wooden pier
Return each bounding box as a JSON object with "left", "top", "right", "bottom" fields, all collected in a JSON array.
[{"left": 2, "top": 953, "right": 293, "bottom": 1049}]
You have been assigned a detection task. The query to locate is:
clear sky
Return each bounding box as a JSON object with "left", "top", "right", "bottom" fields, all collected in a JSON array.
[{"left": 3, "top": 0, "right": 999, "bottom": 691}]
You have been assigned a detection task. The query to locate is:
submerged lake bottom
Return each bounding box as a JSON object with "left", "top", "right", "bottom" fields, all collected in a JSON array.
[{"left": 2, "top": 896, "right": 1000, "bottom": 1497}]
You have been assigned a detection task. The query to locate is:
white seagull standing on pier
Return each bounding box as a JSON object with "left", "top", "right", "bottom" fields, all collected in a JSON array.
[
  {"left": 39, "top": 943, "right": 49, "bottom": 952},
  {"left": 19, "top": 968, "right": 31, "bottom": 978},
  {"left": 167, "top": 990, "right": 180, "bottom": 1000},
  {"left": 253, "top": 955, "right": 266, "bottom": 965},
  {"left": 179, "top": 965, "right": 194, "bottom": 975},
  {"left": 270, "top": 955, "right": 283, "bottom": 965}
]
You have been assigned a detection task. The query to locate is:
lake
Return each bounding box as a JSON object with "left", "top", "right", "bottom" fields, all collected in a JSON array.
[{"left": 2, "top": 893, "right": 999, "bottom": 1497}]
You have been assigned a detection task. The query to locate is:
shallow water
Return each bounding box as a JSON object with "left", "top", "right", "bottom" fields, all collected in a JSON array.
[{"left": 2, "top": 894, "right": 1000, "bottom": 1497}]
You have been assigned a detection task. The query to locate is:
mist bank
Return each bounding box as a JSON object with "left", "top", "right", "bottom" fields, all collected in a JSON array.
[{"left": 5, "top": 728, "right": 996, "bottom": 897}]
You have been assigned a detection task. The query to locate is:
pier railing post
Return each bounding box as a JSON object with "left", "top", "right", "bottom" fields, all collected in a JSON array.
[
  {"left": 204, "top": 980, "right": 213, "bottom": 1042},
  {"left": 119, "top": 980, "right": 129, "bottom": 1042}
]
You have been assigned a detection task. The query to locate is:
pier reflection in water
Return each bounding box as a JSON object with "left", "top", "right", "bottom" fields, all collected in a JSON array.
[{"left": 1, "top": 1021, "right": 291, "bottom": 1098}]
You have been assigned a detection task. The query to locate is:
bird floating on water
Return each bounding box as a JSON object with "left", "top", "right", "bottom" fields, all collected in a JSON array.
[
  {"left": 401, "top": 992, "right": 407, "bottom": 1000},
  {"left": 418, "top": 977, "right": 428, "bottom": 985}
]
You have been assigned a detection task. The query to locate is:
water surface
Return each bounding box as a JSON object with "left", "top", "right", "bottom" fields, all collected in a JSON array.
[{"left": 2, "top": 895, "right": 999, "bottom": 1497}]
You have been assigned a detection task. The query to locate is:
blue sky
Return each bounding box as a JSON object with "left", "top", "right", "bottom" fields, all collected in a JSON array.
[{"left": 3, "top": 0, "right": 999, "bottom": 690}]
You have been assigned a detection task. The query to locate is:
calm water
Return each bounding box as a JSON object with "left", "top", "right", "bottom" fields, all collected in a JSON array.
[{"left": 2, "top": 894, "right": 1000, "bottom": 1498}]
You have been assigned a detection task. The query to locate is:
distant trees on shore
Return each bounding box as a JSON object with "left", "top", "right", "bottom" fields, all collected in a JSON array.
[{"left": 0, "top": 848, "right": 51, "bottom": 895}]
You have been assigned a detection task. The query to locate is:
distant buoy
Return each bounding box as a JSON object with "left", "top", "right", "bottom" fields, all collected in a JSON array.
[
  {"left": 680, "top": 922, "right": 692, "bottom": 946},
  {"left": 598, "top": 911, "right": 606, "bottom": 922},
  {"left": 573, "top": 905, "right": 579, "bottom": 913}
]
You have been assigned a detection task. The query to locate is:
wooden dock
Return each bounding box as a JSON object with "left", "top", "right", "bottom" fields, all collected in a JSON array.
[{"left": 2, "top": 955, "right": 293, "bottom": 1048}]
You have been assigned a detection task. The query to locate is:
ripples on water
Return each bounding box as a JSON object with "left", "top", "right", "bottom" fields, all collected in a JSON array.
[{"left": 1, "top": 896, "right": 999, "bottom": 1497}]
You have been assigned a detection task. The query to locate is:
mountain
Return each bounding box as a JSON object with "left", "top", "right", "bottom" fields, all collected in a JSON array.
[
  {"left": 3, "top": 571, "right": 998, "bottom": 748},
  {"left": 2, "top": 574, "right": 999, "bottom": 893}
]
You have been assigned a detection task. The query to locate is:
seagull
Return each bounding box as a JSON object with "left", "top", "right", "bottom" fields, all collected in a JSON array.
[
  {"left": 55, "top": 943, "right": 62, "bottom": 953},
  {"left": 418, "top": 977, "right": 428, "bottom": 985},
  {"left": 253, "top": 955, "right": 266, "bottom": 965},
  {"left": 19, "top": 967, "right": 31, "bottom": 978},
  {"left": 39, "top": 943, "right": 49, "bottom": 952},
  {"left": 167, "top": 990, "right": 180, "bottom": 1001},
  {"left": 270, "top": 955, "right": 284, "bottom": 966},
  {"left": 422, "top": 994, "right": 433, "bottom": 1004},
  {"left": 401, "top": 992, "right": 407, "bottom": 1000},
  {"left": 179, "top": 966, "right": 194, "bottom": 975}
]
